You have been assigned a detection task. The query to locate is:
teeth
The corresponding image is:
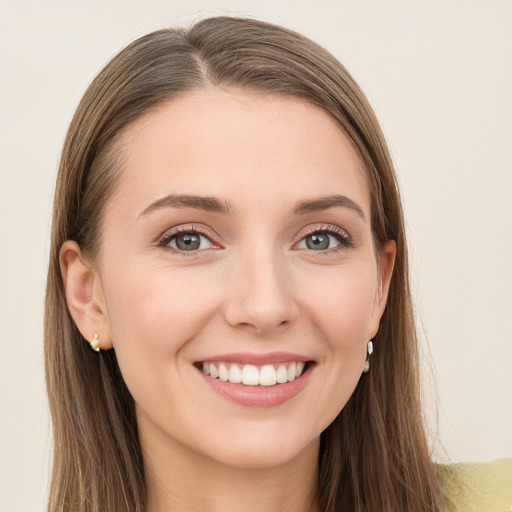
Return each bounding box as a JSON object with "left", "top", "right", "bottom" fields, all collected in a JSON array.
[
  {"left": 218, "top": 363, "right": 229, "bottom": 381},
  {"left": 209, "top": 364, "right": 219, "bottom": 379},
  {"left": 259, "top": 365, "right": 277, "bottom": 386},
  {"left": 242, "top": 364, "right": 260, "bottom": 386},
  {"left": 276, "top": 365, "right": 288, "bottom": 384},
  {"left": 228, "top": 364, "right": 242, "bottom": 383},
  {"left": 201, "top": 361, "right": 308, "bottom": 386},
  {"left": 287, "top": 363, "right": 296, "bottom": 382}
]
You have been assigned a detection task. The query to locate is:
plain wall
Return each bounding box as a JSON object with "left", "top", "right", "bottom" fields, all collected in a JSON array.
[{"left": 0, "top": 1, "right": 511, "bottom": 510}]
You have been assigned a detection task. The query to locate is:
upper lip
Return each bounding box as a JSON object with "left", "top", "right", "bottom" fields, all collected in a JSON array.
[{"left": 196, "top": 352, "right": 313, "bottom": 365}]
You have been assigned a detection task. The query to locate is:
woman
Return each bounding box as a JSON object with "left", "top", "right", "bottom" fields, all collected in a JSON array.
[{"left": 44, "top": 16, "right": 509, "bottom": 512}]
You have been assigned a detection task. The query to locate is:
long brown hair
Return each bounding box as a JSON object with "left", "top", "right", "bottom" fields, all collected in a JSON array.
[{"left": 45, "top": 16, "right": 444, "bottom": 512}]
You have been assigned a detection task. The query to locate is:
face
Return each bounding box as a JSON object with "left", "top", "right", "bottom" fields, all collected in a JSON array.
[{"left": 75, "top": 88, "right": 394, "bottom": 469}]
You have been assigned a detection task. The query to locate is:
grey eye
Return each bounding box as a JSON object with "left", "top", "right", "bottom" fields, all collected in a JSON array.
[
  {"left": 297, "top": 232, "right": 341, "bottom": 251},
  {"left": 168, "top": 232, "right": 214, "bottom": 251}
]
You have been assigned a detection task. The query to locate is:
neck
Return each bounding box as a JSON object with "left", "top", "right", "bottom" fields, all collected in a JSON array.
[{"left": 141, "top": 422, "right": 320, "bottom": 512}]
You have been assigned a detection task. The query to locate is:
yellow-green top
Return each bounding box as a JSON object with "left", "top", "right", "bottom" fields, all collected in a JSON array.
[{"left": 440, "top": 458, "right": 512, "bottom": 511}]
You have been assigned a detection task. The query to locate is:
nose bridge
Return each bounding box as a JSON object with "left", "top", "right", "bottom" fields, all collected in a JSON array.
[{"left": 224, "top": 238, "right": 298, "bottom": 334}]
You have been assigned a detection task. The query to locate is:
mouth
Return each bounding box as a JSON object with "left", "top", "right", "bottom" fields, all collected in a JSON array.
[{"left": 193, "top": 360, "right": 315, "bottom": 387}]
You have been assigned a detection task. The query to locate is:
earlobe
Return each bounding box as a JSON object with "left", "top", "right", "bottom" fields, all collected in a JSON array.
[{"left": 59, "top": 241, "right": 113, "bottom": 349}]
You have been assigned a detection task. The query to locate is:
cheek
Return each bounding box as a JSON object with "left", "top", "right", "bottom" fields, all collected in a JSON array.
[
  {"left": 289, "top": 266, "right": 378, "bottom": 432},
  {"left": 101, "top": 265, "right": 220, "bottom": 388},
  {"left": 105, "top": 264, "right": 216, "bottom": 340},
  {"left": 303, "top": 263, "right": 378, "bottom": 350}
]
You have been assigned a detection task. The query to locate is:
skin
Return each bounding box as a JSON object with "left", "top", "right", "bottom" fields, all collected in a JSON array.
[{"left": 61, "top": 88, "right": 395, "bottom": 512}]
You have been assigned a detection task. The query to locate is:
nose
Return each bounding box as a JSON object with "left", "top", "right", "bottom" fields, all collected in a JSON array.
[{"left": 224, "top": 245, "right": 299, "bottom": 335}]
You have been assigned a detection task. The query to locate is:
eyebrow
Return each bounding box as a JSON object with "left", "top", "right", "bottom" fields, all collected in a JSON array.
[
  {"left": 292, "top": 194, "right": 366, "bottom": 220},
  {"left": 139, "top": 194, "right": 236, "bottom": 217},
  {"left": 139, "top": 193, "right": 365, "bottom": 221}
]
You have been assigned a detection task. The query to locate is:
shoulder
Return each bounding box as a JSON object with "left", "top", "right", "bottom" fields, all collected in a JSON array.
[{"left": 438, "top": 458, "right": 512, "bottom": 512}]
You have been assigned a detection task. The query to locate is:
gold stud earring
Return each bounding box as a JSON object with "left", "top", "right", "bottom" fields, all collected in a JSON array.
[
  {"left": 362, "top": 340, "right": 373, "bottom": 373},
  {"left": 89, "top": 334, "right": 100, "bottom": 352}
]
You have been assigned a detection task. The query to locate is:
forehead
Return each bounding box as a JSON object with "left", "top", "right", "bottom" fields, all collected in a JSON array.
[{"left": 110, "top": 88, "right": 370, "bottom": 218}]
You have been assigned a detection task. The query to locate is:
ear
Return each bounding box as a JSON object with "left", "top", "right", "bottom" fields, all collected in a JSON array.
[
  {"left": 368, "top": 240, "right": 396, "bottom": 339},
  {"left": 59, "top": 240, "right": 113, "bottom": 349}
]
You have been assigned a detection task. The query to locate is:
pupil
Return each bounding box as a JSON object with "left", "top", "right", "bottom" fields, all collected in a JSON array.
[
  {"left": 177, "top": 234, "right": 200, "bottom": 250},
  {"left": 306, "top": 234, "right": 329, "bottom": 250}
]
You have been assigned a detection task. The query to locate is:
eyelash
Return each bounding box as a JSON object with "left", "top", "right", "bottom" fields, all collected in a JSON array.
[
  {"left": 157, "top": 224, "right": 354, "bottom": 257},
  {"left": 158, "top": 225, "right": 219, "bottom": 257},
  {"left": 299, "top": 225, "right": 354, "bottom": 255}
]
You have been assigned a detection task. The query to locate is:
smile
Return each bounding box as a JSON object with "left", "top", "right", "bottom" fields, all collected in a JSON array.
[
  {"left": 194, "top": 352, "right": 315, "bottom": 407},
  {"left": 201, "top": 361, "right": 306, "bottom": 386}
]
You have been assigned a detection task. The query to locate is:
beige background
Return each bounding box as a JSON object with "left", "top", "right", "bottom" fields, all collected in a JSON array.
[{"left": 0, "top": 1, "right": 511, "bottom": 510}]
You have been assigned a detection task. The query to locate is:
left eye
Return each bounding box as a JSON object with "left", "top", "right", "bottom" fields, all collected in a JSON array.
[
  {"left": 165, "top": 232, "right": 215, "bottom": 251},
  {"left": 296, "top": 231, "right": 342, "bottom": 251}
]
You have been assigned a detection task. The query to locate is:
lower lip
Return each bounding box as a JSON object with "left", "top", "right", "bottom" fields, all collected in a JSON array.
[{"left": 198, "top": 366, "right": 313, "bottom": 408}]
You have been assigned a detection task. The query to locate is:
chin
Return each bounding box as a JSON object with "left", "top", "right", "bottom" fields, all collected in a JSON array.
[{"left": 200, "top": 431, "right": 319, "bottom": 470}]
